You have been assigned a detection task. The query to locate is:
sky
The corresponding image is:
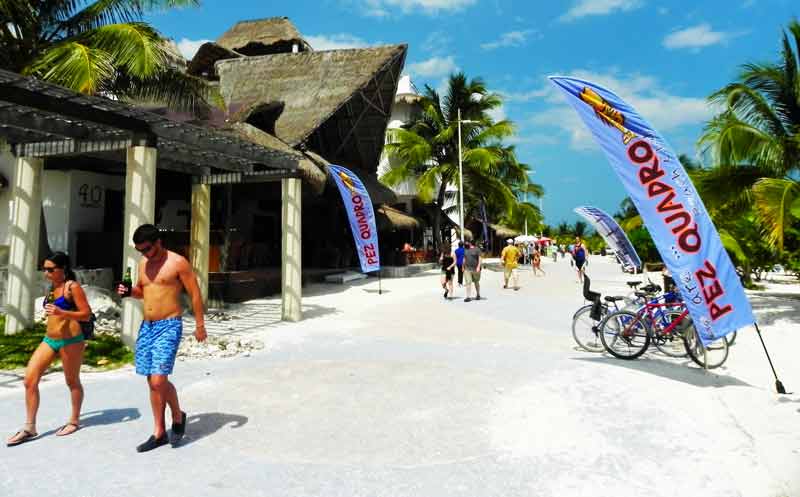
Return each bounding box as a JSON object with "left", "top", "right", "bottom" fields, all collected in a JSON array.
[{"left": 146, "top": 0, "right": 797, "bottom": 225}]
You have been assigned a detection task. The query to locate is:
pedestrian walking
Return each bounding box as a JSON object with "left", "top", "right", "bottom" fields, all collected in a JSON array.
[
  {"left": 500, "top": 239, "right": 521, "bottom": 290},
  {"left": 463, "top": 240, "right": 482, "bottom": 302},
  {"left": 117, "top": 224, "right": 207, "bottom": 452},
  {"left": 454, "top": 241, "right": 465, "bottom": 288},
  {"left": 439, "top": 248, "right": 456, "bottom": 299},
  {"left": 572, "top": 236, "right": 588, "bottom": 283},
  {"left": 532, "top": 249, "right": 546, "bottom": 276},
  {"left": 6, "top": 252, "right": 92, "bottom": 446}
]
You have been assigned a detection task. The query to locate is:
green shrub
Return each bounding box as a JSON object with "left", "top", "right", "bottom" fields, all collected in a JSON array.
[{"left": 0, "top": 315, "right": 132, "bottom": 370}]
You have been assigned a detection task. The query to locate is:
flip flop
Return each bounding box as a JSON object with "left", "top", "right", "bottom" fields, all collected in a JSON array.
[
  {"left": 55, "top": 422, "right": 80, "bottom": 437},
  {"left": 6, "top": 429, "right": 38, "bottom": 447}
]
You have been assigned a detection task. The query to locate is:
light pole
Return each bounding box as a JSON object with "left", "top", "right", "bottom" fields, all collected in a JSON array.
[{"left": 457, "top": 108, "right": 478, "bottom": 242}]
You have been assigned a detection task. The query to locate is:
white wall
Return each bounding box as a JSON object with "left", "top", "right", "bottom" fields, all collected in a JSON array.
[{"left": 66, "top": 170, "right": 124, "bottom": 258}]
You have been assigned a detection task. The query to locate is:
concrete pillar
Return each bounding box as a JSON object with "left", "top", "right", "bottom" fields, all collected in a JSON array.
[
  {"left": 281, "top": 177, "right": 302, "bottom": 321},
  {"left": 121, "top": 146, "right": 156, "bottom": 347},
  {"left": 190, "top": 183, "right": 210, "bottom": 304},
  {"left": 4, "top": 156, "right": 43, "bottom": 334}
]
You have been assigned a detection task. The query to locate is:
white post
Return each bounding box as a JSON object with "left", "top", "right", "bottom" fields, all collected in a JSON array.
[
  {"left": 190, "top": 183, "right": 210, "bottom": 305},
  {"left": 4, "top": 156, "right": 43, "bottom": 334},
  {"left": 121, "top": 146, "right": 157, "bottom": 347},
  {"left": 457, "top": 108, "right": 465, "bottom": 241},
  {"left": 281, "top": 177, "right": 302, "bottom": 322}
]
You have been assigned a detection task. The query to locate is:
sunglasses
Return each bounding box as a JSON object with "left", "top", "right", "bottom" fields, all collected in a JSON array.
[
  {"left": 43, "top": 266, "right": 59, "bottom": 273},
  {"left": 135, "top": 244, "right": 154, "bottom": 254}
]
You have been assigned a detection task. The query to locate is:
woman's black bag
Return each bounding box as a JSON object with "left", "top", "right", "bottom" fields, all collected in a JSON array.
[{"left": 81, "top": 313, "right": 97, "bottom": 340}]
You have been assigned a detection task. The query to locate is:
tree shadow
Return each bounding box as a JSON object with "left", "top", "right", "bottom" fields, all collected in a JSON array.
[
  {"left": 173, "top": 412, "right": 248, "bottom": 448},
  {"left": 573, "top": 356, "right": 754, "bottom": 389},
  {"left": 749, "top": 294, "right": 800, "bottom": 326}
]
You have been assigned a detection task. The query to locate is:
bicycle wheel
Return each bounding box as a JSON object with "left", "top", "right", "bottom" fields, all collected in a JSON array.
[
  {"left": 599, "top": 310, "right": 650, "bottom": 360},
  {"left": 683, "top": 324, "right": 729, "bottom": 369},
  {"left": 652, "top": 310, "right": 690, "bottom": 358},
  {"left": 572, "top": 305, "right": 605, "bottom": 352}
]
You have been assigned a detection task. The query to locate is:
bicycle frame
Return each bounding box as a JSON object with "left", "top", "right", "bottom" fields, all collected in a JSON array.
[{"left": 623, "top": 292, "right": 688, "bottom": 338}]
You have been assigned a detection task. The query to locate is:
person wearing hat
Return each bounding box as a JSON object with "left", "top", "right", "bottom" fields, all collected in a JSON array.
[{"left": 500, "top": 238, "right": 521, "bottom": 290}]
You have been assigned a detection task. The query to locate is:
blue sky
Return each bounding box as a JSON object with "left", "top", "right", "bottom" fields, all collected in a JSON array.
[{"left": 147, "top": 0, "right": 796, "bottom": 225}]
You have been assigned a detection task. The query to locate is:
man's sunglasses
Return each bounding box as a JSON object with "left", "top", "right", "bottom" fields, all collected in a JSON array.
[
  {"left": 135, "top": 244, "right": 154, "bottom": 254},
  {"left": 42, "top": 266, "right": 59, "bottom": 273}
]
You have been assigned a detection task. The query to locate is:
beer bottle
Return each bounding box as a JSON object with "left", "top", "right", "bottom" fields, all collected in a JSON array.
[{"left": 122, "top": 267, "right": 133, "bottom": 297}]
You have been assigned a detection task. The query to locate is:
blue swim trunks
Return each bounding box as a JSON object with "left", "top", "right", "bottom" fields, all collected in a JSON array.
[{"left": 135, "top": 317, "right": 182, "bottom": 376}]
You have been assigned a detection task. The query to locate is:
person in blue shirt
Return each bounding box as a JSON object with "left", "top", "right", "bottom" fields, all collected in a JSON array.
[{"left": 454, "top": 241, "right": 465, "bottom": 288}]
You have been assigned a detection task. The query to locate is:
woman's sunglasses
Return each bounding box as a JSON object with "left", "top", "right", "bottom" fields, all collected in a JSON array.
[
  {"left": 42, "top": 266, "right": 60, "bottom": 273},
  {"left": 135, "top": 244, "right": 154, "bottom": 254}
]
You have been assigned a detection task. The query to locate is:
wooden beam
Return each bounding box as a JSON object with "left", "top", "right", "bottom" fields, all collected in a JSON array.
[
  {"left": 0, "top": 105, "right": 128, "bottom": 142},
  {"left": 14, "top": 139, "right": 132, "bottom": 158}
]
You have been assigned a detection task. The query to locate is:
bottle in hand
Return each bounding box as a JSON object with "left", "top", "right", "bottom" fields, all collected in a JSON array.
[{"left": 121, "top": 267, "right": 133, "bottom": 297}]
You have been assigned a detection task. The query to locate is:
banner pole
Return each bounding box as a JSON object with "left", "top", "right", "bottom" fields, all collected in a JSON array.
[
  {"left": 378, "top": 270, "right": 382, "bottom": 295},
  {"left": 754, "top": 322, "right": 787, "bottom": 394}
]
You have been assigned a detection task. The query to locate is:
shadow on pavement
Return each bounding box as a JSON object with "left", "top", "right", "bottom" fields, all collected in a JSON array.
[
  {"left": 573, "top": 356, "right": 754, "bottom": 388},
  {"left": 0, "top": 371, "right": 24, "bottom": 389},
  {"left": 34, "top": 408, "right": 141, "bottom": 438},
  {"left": 176, "top": 412, "right": 248, "bottom": 447}
]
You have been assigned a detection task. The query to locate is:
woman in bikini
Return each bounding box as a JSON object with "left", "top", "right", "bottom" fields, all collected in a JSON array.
[
  {"left": 532, "top": 248, "right": 545, "bottom": 276},
  {"left": 439, "top": 248, "right": 456, "bottom": 299},
  {"left": 6, "top": 252, "right": 92, "bottom": 446}
]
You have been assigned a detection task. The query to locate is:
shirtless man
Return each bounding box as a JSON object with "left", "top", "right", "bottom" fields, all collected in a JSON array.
[{"left": 118, "top": 224, "right": 206, "bottom": 452}]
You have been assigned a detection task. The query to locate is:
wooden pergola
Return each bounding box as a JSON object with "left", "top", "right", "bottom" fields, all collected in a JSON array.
[{"left": 0, "top": 69, "right": 306, "bottom": 342}]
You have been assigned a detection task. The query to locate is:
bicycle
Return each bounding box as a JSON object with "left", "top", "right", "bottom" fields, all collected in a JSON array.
[
  {"left": 571, "top": 277, "right": 655, "bottom": 352},
  {"left": 599, "top": 294, "right": 729, "bottom": 368}
]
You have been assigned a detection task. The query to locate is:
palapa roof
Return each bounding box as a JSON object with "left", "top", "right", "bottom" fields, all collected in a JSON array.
[
  {"left": 490, "top": 224, "right": 520, "bottom": 238},
  {"left": 376, "top": 204, "right": 421, "bottom": 231},
  {"left": 217, "top": 44, "right": 406, "bottom": 169},
  {"left": 217, "top": 17, "right": 311, "bottom": 55}
]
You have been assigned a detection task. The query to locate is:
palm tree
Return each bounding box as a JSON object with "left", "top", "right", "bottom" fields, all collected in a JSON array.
[
  {"left": 382, "top": 72, "right": 540, "bottom": 248},
  {"left": 698, "top": 19, "right": 800, "bottom": 251},
  {"left": 0, "top": 0, "right": 215, "bottom": 113}
]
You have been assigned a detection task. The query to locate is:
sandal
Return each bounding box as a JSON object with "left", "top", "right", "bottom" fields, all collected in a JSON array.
[
  {"left": 7, "top": 428, "right": 38, "bottom": 447},
  {"left": 56, "top": 422, "right": 80, "bottom": 437}
]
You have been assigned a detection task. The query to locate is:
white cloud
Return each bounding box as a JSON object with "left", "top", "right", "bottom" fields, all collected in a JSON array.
[
  {"left": 422, "top": 31, "right": 452, "bottom": 54},
  {"left": 408, "top": 56, "right": 458, "bottom": 78},
  {"left": 526, "top": 70, "right": 714, "bottom": 151},
  {"left": 306, "top": 33, "right": 369, "bottom": 51},
  {"left": 560, "top": 0, "right": 642, "bottom": 22},
  {"left": 355, "top": 0, "right": 476, "bottom": 16},
  {"left": 176, "top": 38, "right": 210, "bottom": 60},
  {"left": 488, "top": 104, "right": 507, "bottom": 123},
  {"left": 663, "top": 24, "right": 735, "bottom": 51},
  {"left": 481, "top": 30, "right": 539, "bottom": 51}
]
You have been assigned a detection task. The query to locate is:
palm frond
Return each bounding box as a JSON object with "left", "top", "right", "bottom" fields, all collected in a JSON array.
[
  {"left": 25, "top": 41, "right": 114, "bottom": 93},
  {"left": 752, "top": 177, "right": 800, "bottom": 251}
]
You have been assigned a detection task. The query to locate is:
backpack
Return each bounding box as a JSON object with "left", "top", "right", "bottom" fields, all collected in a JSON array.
[{"left": 66, "top": 281, "right": 96, "bottom": 340}]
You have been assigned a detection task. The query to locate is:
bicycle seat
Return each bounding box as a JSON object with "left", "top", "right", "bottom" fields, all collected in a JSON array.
[
  {"left": 634, "top": 291, "right": 648, "bottom": 298},
  {"left": 642, "top": 284, "right": 662, "bottom": 293},
  {"left": 604, "top": 296, "right": 625, "bottom": 302},
  {"left": 626, "top": 281, "right": 642, "bottom": 288}
]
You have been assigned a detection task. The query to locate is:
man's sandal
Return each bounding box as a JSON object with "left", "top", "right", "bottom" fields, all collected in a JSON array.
[
  {"left": 56, "top": 422, "right": 80, "bottom": 437},
  {"left": 6, "top": 428, "right": 38, "bottom": 447}
]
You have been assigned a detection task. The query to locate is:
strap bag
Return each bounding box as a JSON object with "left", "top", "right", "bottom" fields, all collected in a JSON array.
[{"left": 66, "top": 281, "right": 96, "bottom": 340}]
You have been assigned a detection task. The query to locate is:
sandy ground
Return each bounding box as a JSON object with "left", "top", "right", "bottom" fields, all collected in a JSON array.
[{"left": 1, "top": 255, "right": 798, "bottom": 497}]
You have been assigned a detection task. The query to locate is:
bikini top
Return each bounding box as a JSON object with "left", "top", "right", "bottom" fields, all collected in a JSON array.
[{"left": 45, "top": 282, "right": 77, "bottom": 311}]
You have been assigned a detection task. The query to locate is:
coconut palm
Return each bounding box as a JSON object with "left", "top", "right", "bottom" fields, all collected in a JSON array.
[
  {"left": 698, "top": 19, "right": 800, "bottom": 250},
  {"left": 382, "top": 72, "right": 539, "bottom": 248},
  {"left": 0, "top": 0, "right": 215, "bottom": 113}
]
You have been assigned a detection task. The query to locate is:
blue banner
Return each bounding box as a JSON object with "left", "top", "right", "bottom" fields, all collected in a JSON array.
[
  {"left": 328, "top": 165, "right": 381, "bottom": 273},
  {"left": 574, "top": 206, "right": 642, "bottom": 273},
  {"left": 551, "top": 77, "right": 755, "bottom": 342}
]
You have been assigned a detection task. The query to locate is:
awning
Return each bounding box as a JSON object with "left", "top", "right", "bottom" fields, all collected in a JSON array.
[{"left": 376, "top": 204, "right": 422, "bottom": 230}]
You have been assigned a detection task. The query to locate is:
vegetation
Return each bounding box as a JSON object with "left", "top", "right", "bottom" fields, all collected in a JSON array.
[
  {"left": 0, "top": 315, "right": 133, "bottom": 370},
  {"left": 0, "top": 0, "right": 217, "bottom": 113},
  {"left": 382, "top": 72, "right": 543, "bottom": 249}
]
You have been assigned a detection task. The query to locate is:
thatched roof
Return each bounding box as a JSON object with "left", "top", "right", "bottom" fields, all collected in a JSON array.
[
  {"left": 490, "top": 224, "right": 520, "bottom": 238},
  {"left": 187, "top": 42, "right": 242, "bottom": 78},
  {"left": 217, "top": 17, "right": 310, "bottom": 55},
  {"left": 376, "top": 204, "right": 421, "bottom": 231},
  {"left": 223, "top": 122, "right": 328, "bottom": 194},
  {"left": 216, "top": 44, "right": 407, "bottom": 174}
]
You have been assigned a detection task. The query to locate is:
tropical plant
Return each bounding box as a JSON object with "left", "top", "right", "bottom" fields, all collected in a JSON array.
[
  {"left": 698, "top": 19, "right": 800, "bottom": 251},
  {"left": 0, "top": 0, "right": 215, "bottom": 112},
  {"left": 382, "top": 72, "right": 541, "bottom": 248}
]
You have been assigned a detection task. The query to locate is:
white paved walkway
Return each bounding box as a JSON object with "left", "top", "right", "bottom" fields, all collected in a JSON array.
[{"left": 1, "top": 256, "right": 798, "bottom": 497}]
